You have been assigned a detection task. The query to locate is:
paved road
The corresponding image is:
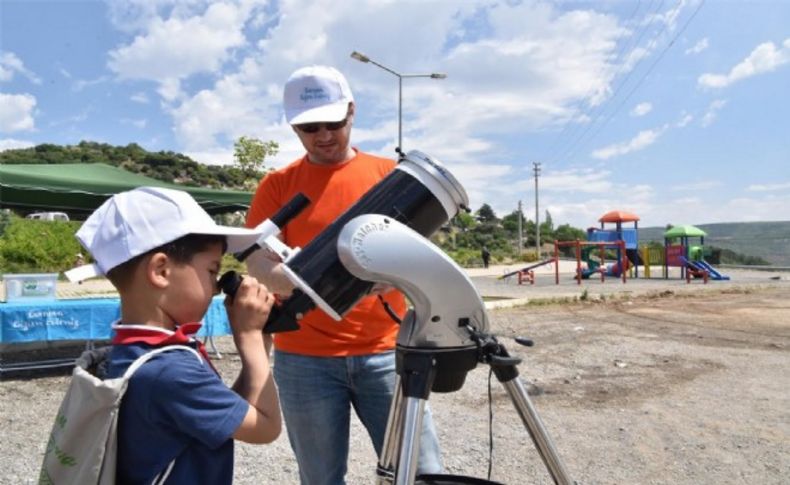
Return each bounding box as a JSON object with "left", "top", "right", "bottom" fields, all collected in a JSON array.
[
  {"left": 3, "top": 262, "right": 787, "bottom": 306},
  {"left": 468, "top": 262, "right": 789, "bottom": 308}
]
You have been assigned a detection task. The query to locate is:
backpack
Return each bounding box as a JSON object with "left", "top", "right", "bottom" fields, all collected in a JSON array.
[{"left": 38, "top": 345, "right": 203, "bottom": 485}]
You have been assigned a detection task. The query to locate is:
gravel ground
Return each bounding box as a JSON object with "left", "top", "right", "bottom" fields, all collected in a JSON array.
[{"left": 2, "top": 278, "right": 789, "bottom": 484}]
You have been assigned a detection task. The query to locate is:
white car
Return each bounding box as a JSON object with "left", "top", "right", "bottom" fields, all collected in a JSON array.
[{"left": 26, "top": 212, "right": 70, "bottom": 221}]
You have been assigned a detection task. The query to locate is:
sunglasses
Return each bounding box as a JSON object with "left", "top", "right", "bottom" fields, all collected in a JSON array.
[{"left": 294, "top": 117, "right": 349, "bottom": 134}]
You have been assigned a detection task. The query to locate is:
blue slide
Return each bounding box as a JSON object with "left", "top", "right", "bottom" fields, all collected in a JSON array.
[{"left": 694, "top": 260, "right": 730, "bottom": 280}]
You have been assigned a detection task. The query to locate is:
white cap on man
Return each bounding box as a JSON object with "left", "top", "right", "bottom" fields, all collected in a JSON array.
[
  {"left": 283, "top": 65, "right": 354, "bottom": 125},
  {"left": 65, "top": 186, "right": 263, "bottom": 282}
]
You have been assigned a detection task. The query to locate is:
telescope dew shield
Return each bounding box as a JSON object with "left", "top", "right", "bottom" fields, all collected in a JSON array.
[{"left": 269, "top": 150, "right": 469, "bottom": 332}]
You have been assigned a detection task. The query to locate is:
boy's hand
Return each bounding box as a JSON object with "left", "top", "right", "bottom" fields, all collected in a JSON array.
[
  {"left": 225, "top": 275, "right": 274, "bottom": 335},
  {"left": 227, "top": 275, "right": 282, "bottom": 444}
]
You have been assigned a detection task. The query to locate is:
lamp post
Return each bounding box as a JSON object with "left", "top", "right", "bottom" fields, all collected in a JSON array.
[{"left": 350, "top": 51, "right": 446, "bottom": 153}]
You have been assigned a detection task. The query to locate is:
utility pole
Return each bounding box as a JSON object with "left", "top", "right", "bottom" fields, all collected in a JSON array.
[
  {"left": 533, "top": 162, "right": 541, "bottom": 259},
  {"left": 517, "top": 200, "right": 523, "bottom": 254}
]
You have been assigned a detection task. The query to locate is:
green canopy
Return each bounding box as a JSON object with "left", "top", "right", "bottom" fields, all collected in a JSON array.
[
  {"left": 0, "top": 163, "right": 253, "bottom": 216},
  {"left": 664, "top": 225, "right": 707, "bottom": 239}
]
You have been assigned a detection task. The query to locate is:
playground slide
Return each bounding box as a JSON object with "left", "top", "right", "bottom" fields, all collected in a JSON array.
[
  {"left": 694, "top": 260, "right": 730, "bottom": 280},
  {"left": 499, "top": 258, "right": 555, "bottom": 279},
  {"left": 626, "top": 248, "right": 644, "bottom": 266},
  {"left": 579, "top": 267, "right": 598, "bottom": 279},
  {"left": 606, "top": 258, "right": 631, "bottom": 277}
]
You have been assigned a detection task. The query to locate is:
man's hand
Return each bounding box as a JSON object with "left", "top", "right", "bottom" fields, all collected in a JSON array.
[{"left": 246, "top": 249, "right": 296, "bottom": 297}]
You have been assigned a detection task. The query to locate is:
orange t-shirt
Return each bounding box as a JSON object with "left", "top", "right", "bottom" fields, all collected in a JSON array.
[{"left": 245, "top": 149, "right": 406, "bottom": 356}]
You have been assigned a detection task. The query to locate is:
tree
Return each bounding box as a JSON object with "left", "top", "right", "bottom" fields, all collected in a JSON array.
[
  {"left": 543, "top": 210, "right": 554, "bottom": 232},
  {"left": 233, "top": 136, "right": 278, "bottom": 179},
  {"left": 554, "top": 223, "right": 586, "bottom": 242},
  {"left": 453, "top": 212, "right": 477, "bottom": 232},
  {"left": 502, "top": 209, "right": 526, "bottom": 235},
  {"left": 475, "top": 203, "right": 498, "bottom": 224}
]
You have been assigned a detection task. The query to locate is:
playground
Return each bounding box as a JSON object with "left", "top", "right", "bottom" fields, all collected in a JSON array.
[{"left": 495, "top": 210, "right": 737, "bottom": 290}]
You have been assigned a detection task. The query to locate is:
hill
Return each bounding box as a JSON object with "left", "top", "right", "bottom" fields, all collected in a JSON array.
[
  {"left": 639, "top": 221, "right": 790, "bottom": 266},
  {"left": 0, "top": 140, "right": 258, "bottom": 190}
]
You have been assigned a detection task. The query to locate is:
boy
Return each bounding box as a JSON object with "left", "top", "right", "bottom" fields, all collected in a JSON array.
[{"left": 71, "top": 186, "right": 281, "bottom": 484}]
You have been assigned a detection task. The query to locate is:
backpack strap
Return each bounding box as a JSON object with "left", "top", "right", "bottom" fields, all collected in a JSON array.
[
  {"left": 121, "top": 344, "right": 203, "bottom": 381},
  {"left": 152, "top": 459, "right": 176, "bottom": 485},
  {"left": 121, "top": 345, "right": 204, "bottom": 485}
]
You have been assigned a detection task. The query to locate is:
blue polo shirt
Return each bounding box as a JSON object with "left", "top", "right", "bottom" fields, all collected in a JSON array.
[{"left": 107, "top": 343, "right": 248, "bottom": 484}]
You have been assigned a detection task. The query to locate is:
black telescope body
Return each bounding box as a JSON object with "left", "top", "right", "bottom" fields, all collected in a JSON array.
[{"left": 266, "top": 150, "right": 468, "bottom": 333}]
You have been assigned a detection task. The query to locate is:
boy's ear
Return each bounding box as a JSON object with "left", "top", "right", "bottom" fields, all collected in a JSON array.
[{"left": 146, "top": 252, "right": 171, "bottom": 289}]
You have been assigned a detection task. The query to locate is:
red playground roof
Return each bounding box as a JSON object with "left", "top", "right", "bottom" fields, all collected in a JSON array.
[{"left": 599, "top": 210, "right": 640, "bottom": 223}]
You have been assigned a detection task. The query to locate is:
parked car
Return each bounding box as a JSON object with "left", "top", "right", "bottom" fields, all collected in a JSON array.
[{"left": 26, "top": 212, "right": 70, "bottom": 221}]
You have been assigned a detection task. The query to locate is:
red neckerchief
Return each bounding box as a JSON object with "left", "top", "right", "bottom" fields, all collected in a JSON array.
[{"left": 112, "top": 322, "right": 217, "bottom": 372}]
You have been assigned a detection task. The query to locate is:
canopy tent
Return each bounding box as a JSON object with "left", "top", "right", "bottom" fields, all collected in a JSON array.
[
  {"left": 0, "top": 163, "right": 254, "bottom": 216},
  {"left": 598, "top": 210, "right": 640, "bottom": 224},
  {"left": 664, "top": 225, "right": 707, "bottom": 239}
]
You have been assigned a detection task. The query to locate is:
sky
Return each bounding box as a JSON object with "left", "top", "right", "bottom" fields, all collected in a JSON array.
[{"left": 1, "top": 0, "right": 788, "bottom": 229}]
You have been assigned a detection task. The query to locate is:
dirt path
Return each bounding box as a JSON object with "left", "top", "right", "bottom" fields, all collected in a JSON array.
[{"left": 1, "top": 286, "right": 788, "bottom": 484}]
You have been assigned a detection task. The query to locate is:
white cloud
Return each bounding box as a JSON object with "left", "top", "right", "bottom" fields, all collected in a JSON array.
[
  {"left": 73, "top": 75, "right": 110, "bottom": 92},
  {"left": 0, "top": 93, "right": 36, "bottom": 132},
  {"left": 0, "top": 52, "right": 41, "bottom": 84},
  {"left": 698, "top": 38, "right": 790, "bottom": 88},
  {"left": 185, "top": 147, "right": 235, "bottom": 166},
  {"left": 108, "top": 2, "right": 248, "bottom": 83},
  {"left": 591, "top": 125, "right": 667, "bottom": 160},
  {"left": 747, "top": 182, "right": 790, "bottom": 192},
  {"left": 161, "top": 1, "right": 628, "bottom": 153},
  {"left": 685, "top": 37, "right": 709, "bottom": 55},
  {"left": 670, "top": 194, "right": 790, "bottom": 224},
  {"left": 701, "top": 99, "right": 726, "bottom": 127},
  {"left": 676, "top": 113, "right": 693, "bottom": 128},
  {"left": 98, "top": 0, "right": 710, "bottom": 229},
  {"left": 630, "top": 102, "right": 652, "bottom": 117},
  {"left": 107, "top": 0, "right": 215, "bottom": 33},
  {"left": 131, "top": 92, "right": 150, "bottom": 103},
  {"left": 542, "top": 169, "right": 614, "bottom": 194},
  {"left": 0, "top": 138, "right": 35, "bottom": 151},
  {"left": 157, "top": 78, "right": 182, "bottom": 102}
]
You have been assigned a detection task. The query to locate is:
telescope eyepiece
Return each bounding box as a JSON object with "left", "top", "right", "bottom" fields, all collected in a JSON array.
[{"left": 218, "top": 270, "right": 243, "bottom": 299}]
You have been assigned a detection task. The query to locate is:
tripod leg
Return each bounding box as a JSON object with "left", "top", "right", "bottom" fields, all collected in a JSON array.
[
  {"left": 501, "top": 376, "right": 575, "bottom": 485},
  {"left": 377, "top": 376, "right": 405, "bottom": 484},
  {"left": 395, "top": 396, "right": 427, "bottom": 485}
]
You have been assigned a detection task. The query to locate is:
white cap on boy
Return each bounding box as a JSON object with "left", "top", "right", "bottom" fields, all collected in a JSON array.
[
  {"left": 283, "top": 65, "right": 354, "bottom": 125},
  {"left": 65, "top": 186, "right": 262, "bottom": 282}
]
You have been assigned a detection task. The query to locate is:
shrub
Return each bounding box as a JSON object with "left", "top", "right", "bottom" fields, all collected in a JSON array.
[{"left": 0, "top": 217, "right": 85, "bottom": 274}]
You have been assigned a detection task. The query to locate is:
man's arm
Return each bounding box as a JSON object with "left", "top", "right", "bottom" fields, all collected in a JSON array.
[{"left": 224, "top": 276, "right": 282, "bottom": 444}]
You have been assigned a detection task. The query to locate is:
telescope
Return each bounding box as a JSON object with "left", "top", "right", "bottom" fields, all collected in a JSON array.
[
  {"left": 223, "top": 150, "right": 575, "bottom": 485},
  {"left": 224, "top": 150, "right": 469, "bottom": 334}
]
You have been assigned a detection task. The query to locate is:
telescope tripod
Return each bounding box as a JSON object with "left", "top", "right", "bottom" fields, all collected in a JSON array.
[{"left": 375, "top": 330, "right": 575, "bottom": 485}]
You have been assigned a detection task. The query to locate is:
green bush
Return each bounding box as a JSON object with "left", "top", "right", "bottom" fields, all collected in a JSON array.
[
  {"left": 0, "top": 217, "right": 85, "bottom": 274},
  {"left": 0, "top": 215, "right": 262, "bottom": 277},
  {"left": 445, "top": 247, "right": 483, "bottom": 267}
]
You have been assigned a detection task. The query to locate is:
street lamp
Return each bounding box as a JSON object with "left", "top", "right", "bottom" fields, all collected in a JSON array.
[{"left": 350, "top": 50, "right": 446, "bottom": 153}]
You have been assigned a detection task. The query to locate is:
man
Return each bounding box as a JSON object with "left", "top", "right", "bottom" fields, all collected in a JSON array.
[{"left": 245, "top": 65, "right": 443, "bottom": 484}]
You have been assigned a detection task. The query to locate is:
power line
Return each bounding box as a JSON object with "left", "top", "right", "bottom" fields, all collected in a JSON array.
[
  {"left": 559, "top": 0, "right": 707, "bottom": 164},
  {"left": 541, "top": 0, "right": 647, "bottom": 162},
  {"left": 546, "top": 0, "right": 671, "bottom": 165}
]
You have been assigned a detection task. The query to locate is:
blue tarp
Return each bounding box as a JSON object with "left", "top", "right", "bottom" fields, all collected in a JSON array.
[{"left": 0, "top": 296, "right": 230, "bottom": 343}]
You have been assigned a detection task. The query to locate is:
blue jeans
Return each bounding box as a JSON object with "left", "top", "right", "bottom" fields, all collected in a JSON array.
[{"left": 273, "top": 350, "right": 443, "bottom": 485}]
